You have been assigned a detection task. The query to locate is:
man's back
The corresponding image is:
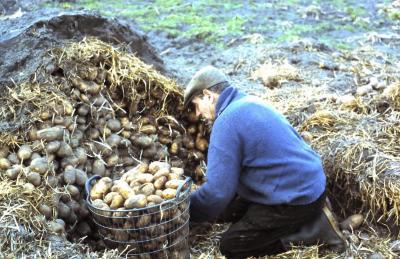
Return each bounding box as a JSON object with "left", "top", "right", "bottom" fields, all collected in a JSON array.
[{"left": 211, "top": 87, "right": 326, "bottom": 205}]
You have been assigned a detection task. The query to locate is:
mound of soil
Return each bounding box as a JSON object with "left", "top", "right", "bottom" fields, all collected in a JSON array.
[{"left": 0, "top": 9, "right": 164, "bottom": 88}]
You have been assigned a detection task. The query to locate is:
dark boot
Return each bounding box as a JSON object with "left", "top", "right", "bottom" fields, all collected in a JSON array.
[{"left": 281, "top": 206, "right": 346, "bottom": 253}]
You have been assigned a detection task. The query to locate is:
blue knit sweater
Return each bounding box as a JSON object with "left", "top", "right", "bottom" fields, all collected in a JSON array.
[{"left": 189, "top": 86, "right": 326, "bottom": 222}]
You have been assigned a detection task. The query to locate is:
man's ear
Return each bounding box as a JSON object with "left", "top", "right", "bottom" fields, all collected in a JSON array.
[{"left": 203, "top": 89, "right": 213, "bottom": 97}]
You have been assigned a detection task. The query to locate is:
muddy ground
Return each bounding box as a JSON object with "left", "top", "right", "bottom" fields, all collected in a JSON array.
[
  {"left": 1, "top": 0, "right": 400, "bottom": 258},
  {"left": 2, "top": 0, "right": 400, "bottom": 91}
]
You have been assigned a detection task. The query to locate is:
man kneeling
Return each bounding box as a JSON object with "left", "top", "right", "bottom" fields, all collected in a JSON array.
[{"left": 185, "top": 66, "right": 346, "bottom": 258}]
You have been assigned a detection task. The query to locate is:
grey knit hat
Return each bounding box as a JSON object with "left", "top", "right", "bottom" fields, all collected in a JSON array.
[{"left": 183, "top": 66, "right": 228, "bottom": 108}]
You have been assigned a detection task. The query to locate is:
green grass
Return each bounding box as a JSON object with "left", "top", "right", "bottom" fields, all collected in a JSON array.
[
  {"left": 387, "top": 9, "right": 400, "bottom": 21},
  {"left": 42, "top": 0, "right": 394, "bottom": 50},
  {"left": 47, "top": 0, "right": 246, "bottom": 47}
]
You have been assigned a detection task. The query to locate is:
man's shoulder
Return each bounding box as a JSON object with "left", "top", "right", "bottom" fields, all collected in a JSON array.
[{"left": 226, "top": 95, "right": 268, "bottom": 114}]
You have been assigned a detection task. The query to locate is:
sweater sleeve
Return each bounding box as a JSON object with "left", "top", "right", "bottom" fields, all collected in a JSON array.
[{"left": 189, "top": 121, "right": 242, "bottom": 222}]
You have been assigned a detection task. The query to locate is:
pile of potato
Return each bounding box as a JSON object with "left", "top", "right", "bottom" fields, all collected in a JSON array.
[
  {"left": 0, "top": 44, "right": 208, "bottom": 257},
  {"left": 88, "top": 161, "right": 190, "bottom": 257}
]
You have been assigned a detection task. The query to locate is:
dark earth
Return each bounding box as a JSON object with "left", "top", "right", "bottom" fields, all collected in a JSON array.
[{"left": 1, "top": 0, "right": 400, "bottom": 258}]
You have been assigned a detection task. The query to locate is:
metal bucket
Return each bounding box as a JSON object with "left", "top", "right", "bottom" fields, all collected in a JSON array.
[{"left": 85, "top": 175, "right": 192, "bottom": 258}]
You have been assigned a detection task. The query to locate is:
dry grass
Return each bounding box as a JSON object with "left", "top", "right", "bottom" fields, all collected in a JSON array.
[{"left": 251, "top": 59, "right": 301, "bottom": 89}]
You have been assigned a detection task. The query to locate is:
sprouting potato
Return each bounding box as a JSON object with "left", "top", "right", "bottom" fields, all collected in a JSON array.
[
  {"left": 74, "top": 169, "right": 87, "bottom": 186},
  {"left": 187, "top": 125, "right": 197, "bottom": 135},
  {"left": 78, "top": 200, "right": 90, "bottom": 219},
  {"left": 119, "top": 138, "right": 131, "bottom": 147},
  {"left": 106, "top": 134, "right": 121, "bottom": 148},
  {"left": 155, "top": 190, "right": 163, "bottom": 197},
  {"left": 106, "top": 153, "right": 119, "bottom": 167},
  {"left": 76, "top": 116, "right": 86, "bottom": 125},
  {"left": 121, "top": 130, "right": 131, "bottom": 139},
  {"left": 139, "top": 125, "right": 157, "bottom": 135},
  {"left": 66, "top": 199, "right": 81, "bottom": 214},
  {"left": 57, "top": 202, "right": 71, "bottom": 219},
  {"left": 112, "top": 180, "right": 134, "bottom": 199},
  {"left": 195, "top": 136, "right": 209, "bottom": 152},
  {"left": 63, "top": 168, "right": 76, "bottom": 185},
  {"left": 120, "top": 156, "right": 135, "bottom": 166},
  {"left": 153, "top": 168, "right": 170, "bottom": 179},
  {"left": 27, "top": 172, "right": 41, "bottom": 186},
  {"left": 147, "top": 195, "right": 164, "bottom": 204},
  {"left": 139, "top": 183, "right": 155, "bottom": 196},
  {"left": 23, "top": 183, "right": 35, "bottom": 193},
  {"left": 170, "top": 167, "right": 184, "bottom": 176},
  {"left": 6, "top": 164, "right": 23, "bottom": 180},
  {"left": 57, "top": 142, "right": 73, "bottom": 157},
  {"left": 0, "top": 157, "right": 11, "bottom": 170},
  {"left": 165, "top": 179, "right": 185, "bottom": 190},
  {"left": 92, "top": 160, "right": 106, "bottom": 176},
  {"left": 67, "top": 185, "right": 81, "bottom": 201},
  {"left": 136, "top": 163, "right": 149, "bottom": 174},
  {"left": 124, "top": 194, "right": 147, "bottom": 209},
  {"left": 110, "top": 193, "right": 125, "bottom": 209},
  {"left": 167, "top": 173, "right": 180, "bottom": 181},
  {"left": 7, "top": 153, "right": 20, "bottom": 165},
  {"left": 0, "top": 146, "right": 9, "bottom": 158},
  {"left": 100, "top": 127, "right": 112, "bottom": 137},
  {"left": 90, "top": 177, "right": 113, "bottom": 200},
  {"left": 46, "top": 175, "right": 59, "bottom": 188},
  {"left": 48, "top": 220, "right": 65, "bottom": 234},
  {"left": 63, "top": 101, "right": 74, "bottom": 116},
  {"left": 77, "top": 104, "right": 90, "bottom": 116},
  {"left": 87, "top": 128, "right": 100, "bottom": 140},
  {"left": 158, "top": 135, "right": 172, "bottom": 145},
  {"left": 162, "top": 188, "right": 177, "bottom": 200},
  {"left": 148, "top": 161, "right": 171, "bottom": 174},
  {"left": 136, "top": 173, "right": 154, "bottom": 184},
  {"left": 40, "top": 111, "right": 51, "bottom": 120},
  {"left": 104, "top": 192, "right": 119, "bottom": 205},
  {"left": 17, "top": 145, "right": 32, "bottom": 161},
  {"left": 37, "top": 126, "right": 64, "bottom": 141},
  {"left": 131, "top": 134, "right": 153, "bottom": 148},
  {"left": 169, "top": 141, "right": 180, "bottom": 155},
  {"left": 74, "top": 147, "right": 87, "bottom": 165},
  {"left": 30, "top": 157, "right": 50, "bottom": 174},
  {"left": 182, "top": 134, "right": 195, "bottom": 149},
  {"left": 53, "top": 115, "right": 65, "bottom": 125},
  {"left": 136, "top": 214, "right": 152, "bottom": 228},
  {"left": 39, "top": 204, "right": 52, "bottom": 219},
  {"left": 60, "top": 156, "right": 79, "bottom": 168},
  {"left": 45, "top": 141, "right": 61, "bottom": 154},
  {"left": 28, "top": 127, "right": 38, "bottom": 141},
  {"left": 107, "top": 119, "right": 122, "bottom": 132},
  {"left": 153, "top": 176, "right": 167, "bottom": 190}
]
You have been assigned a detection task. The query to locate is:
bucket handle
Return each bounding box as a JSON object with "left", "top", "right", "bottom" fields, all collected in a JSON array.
[
  {"left": 175, "top": 177, "right": 192, "bottom": 200},
  {"left": 85, "top": 175, "right": 101, "bottom": 200}
]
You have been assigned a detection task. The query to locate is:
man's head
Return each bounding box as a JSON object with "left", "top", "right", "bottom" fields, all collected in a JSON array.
[{"left": 184, "top": 66, "right": 229, "bottom": 121}]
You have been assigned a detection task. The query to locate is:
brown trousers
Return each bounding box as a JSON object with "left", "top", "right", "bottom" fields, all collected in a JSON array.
[{"left": 218, "top": 192, "right": 326, "bottom": 259}]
